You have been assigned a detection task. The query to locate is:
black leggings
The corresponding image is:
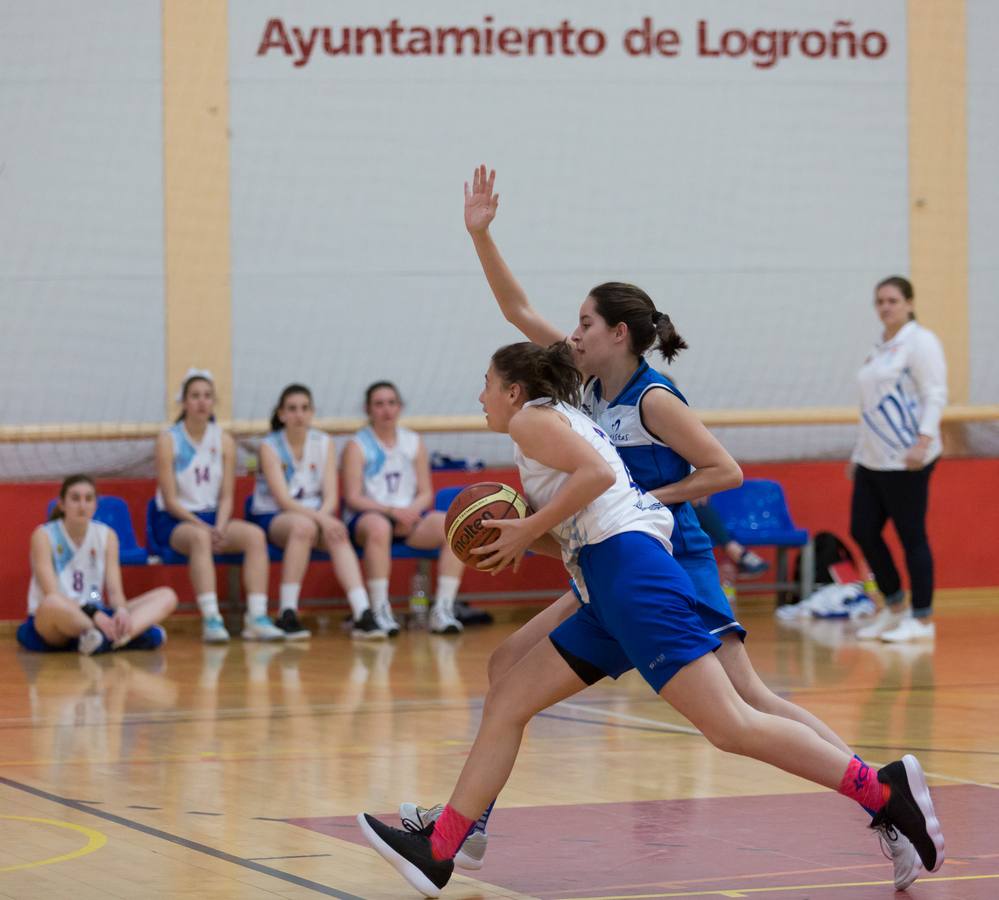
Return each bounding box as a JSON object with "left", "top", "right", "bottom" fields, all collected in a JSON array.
[{"left": 850, "top": 462, "right": 936, "bottom": 616}]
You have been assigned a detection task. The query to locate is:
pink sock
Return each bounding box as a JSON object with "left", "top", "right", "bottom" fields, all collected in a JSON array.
[
  {"left": 429, "top": 804, "right": 475, "bottom": 861},
  {"left": 838, "top": 755, "right": 890, "bottom": 816}
]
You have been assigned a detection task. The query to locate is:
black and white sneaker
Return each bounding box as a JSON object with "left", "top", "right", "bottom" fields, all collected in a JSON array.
[
  {"left": 351, "top": 608, "right": 388, "bottom": 641},
  {"left": 275, "top": 609, "right": 311, "bottom": 641},
  {"left": 871, "top": 755, "right": 945, "bottom": 873},
  {"left": 356, "top": 812, "right": 453, "bottom": 898}
]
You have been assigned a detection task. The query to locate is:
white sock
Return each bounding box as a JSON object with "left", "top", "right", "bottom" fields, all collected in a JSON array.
[
  {"left": 367, "top": 578, "right": 389, "bottom": 610},
  {"left": 346, "top": 586, "right": 370, "bottom": 619},
  {"left": 435, "top": 575, "right": 460, "bottom": 610},
  {"left": 280, "top": 583, "right": 301, "bottom": 613},
  {"left": 197, "top": 592, "right": 220, "bottom": 619},
  {"left": 247, "top": 593, "right": 268, "bottom": 619}
]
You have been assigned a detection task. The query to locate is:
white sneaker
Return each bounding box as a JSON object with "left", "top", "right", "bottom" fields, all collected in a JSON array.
[
  {"left": 399, "top": 803, "right": 486, "bottom": 870},
  {"left": 77, "top": 626, "right": 107, "bottom": 656},
  {"left": 372, "top": 600, "right": 401, "bottom": 637},
  {"left": 429, "top": 601, "right": 463, "bottom": 635},
  {"left": 856, "top": 606, "right": 907, "bottom": 640},
  {"left": 880, "top": 615, "right": 935, "bottom": 643},
  {"left": 202, "top": 616, "right": 231, "bottom": 643},
  {"left": 876, "top": 823, "right": 922, "bottom": 891},
  {"left": 241, "top": 614, "right": 285, "bottom": 641}
]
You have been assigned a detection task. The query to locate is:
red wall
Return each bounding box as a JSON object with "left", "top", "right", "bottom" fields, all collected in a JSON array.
[{"left": 2, "top": 459, "right": 996, "bottom": 621}]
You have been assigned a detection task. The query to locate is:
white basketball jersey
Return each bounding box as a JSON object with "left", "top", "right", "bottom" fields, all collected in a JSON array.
[
  {"left": 347, "top": 426, "right": 421, "bottom": 512},
  {"left": 514, "top": 399, "right": 674, "bottom": 600},
  {"left": 155, "top": 421, "right": 223, "bottom": 512},
  {"left": 251, "top": 429, "right": 331, "bottom": 514},
  {"left": 27, "top": 520, "right": 110, "bottom": 614}
]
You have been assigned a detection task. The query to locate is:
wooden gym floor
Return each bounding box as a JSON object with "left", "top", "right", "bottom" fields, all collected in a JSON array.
[{"left": 0, "top": 591, "right": 996, "bottom": 899}]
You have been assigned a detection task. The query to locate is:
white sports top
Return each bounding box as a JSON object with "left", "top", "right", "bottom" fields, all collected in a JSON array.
[
  {"left": 346, "top": 425, "right": 421, "bottom": 513},
  {"left": 513, "top": 399, "right": 674, "bottom": 601},
  {"left": 155, "top": 421, "right": 224, "bottom": 512},
  {"left": 27, "top": 520, "right": 110, "bottom": 614},
  {"left": 852, "top": 321, "right": 948, "bottom": 471},
  {"left": 251, "top": 428, "right": 331, "bottom": 514}
]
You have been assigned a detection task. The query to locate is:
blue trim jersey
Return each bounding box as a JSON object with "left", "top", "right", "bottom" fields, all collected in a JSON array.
[
  {"left": 345, "top": 426, "right": 421, "bottom": 515},
  {"left": 27, "top": 520, "right": 110, "bottom": 614},
  {"left": 155, "top": 421, "right": 223, "bottom": 512},
  {"left": 581, "top": 360, "right": 713, "bottom": 560},
  {"left": 251, "top": 428, "right": 331, "bottom": 515}
]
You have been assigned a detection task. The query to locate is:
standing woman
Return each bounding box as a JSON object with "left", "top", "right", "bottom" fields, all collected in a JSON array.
[
  {"left": 154, "top": 369, "right": 283, "bottom": 643},
  {"left": 19, "top": 475, "right": 177, "bottom": 655},
  {"left": 851, "top": 277, "right": 947, "bottom": 643},
  {"left": 341, "top": 382, "right": 467, "bottom": 636},
  {"left": 249, "top": 383, "right": 386, "bottom": 640}
]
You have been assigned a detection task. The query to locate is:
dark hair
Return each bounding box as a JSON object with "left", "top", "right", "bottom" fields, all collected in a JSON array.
[
  {"left": 49, "top": 474, "right": 97, "bottom": 520},
  {"left": 364, "top": 381, "right": 403, "bottom": 411},
  {"left": 175, "top": 376, "right": 215, "bottom": 423},
  {"left": 270, "top": 383, "right": 313, "bottom": 431},
  {"left": 588, "top": 282, "right": 688, "bottom": 363},
  {"left": 875, "top": 275, "right": 916, "bottom": 321},
  {"left": 491, "top": 341, "right": 582, "bottom": 408}
]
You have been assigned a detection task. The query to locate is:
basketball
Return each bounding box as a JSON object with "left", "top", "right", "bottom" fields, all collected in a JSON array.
[{"left": 444, "top": 482, "right": 530, "bottom": 564}]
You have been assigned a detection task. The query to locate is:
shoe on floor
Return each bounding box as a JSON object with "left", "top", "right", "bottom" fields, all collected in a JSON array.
[
  {"left": 870, "top": 755, "right": 945, "bottom": 873},
  {"left": 357, "top": 812, "right": 452, "bottom": 897},
  {"left": 429, "top": 601, "right": 463, "bottom": 635},
  {"left": 275, "top": 608, "right": 311, "bottom": 641},
  {"left": 856, "top": 606, "right": 907, "bottom": 640},
  {"left": 880, "top": 615, "right": 935, "bottom": 643},
  {"left": 400, "top": 802, "right": 488, "bottom": 870},
  {"left": 202, "top": 616, "right": 230, "bottom": 644},
  {"left": 373, "top": 601, "right": 401, "bottom": 637},
  {"left": 352, "top": 608, "right": 388, "bottom": 641},
  {"left": 117, "top": 624, "right": 167, "bottom": 651},
  {"left": 78, "top": 626, "right": 111, "bottom": 656},
  {"left": 241, "top": 614, "right": 285, "bottom": 641}
]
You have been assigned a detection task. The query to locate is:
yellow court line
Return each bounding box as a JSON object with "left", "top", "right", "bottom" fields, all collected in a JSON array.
[
  {"left": 0, "top": 815, "right": 107, "bottom": 873},
  {"left": 561, "top": 872, "right": 999, "bottom": 899}
]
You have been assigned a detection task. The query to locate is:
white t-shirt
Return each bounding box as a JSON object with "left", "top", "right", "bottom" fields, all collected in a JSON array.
[
  {"left": 852, "top": 321, "right": 948, "bottom": 471},
  {"left": 346, "top": 426, "right": 421, "bottom": 513},
  {"left": 251, "top": 428, "right": 331, "bottom": 514},
  {"left": 514, "top": 399, "right": 674, "bottom": 602},
  {"left": 155, "top": 421, "right": 224, "bottom": 512},
  {"left": 27, "top": 520, "right": 110, "bottom": 614}
]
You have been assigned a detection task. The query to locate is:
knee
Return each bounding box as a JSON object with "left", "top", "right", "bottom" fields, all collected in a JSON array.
[
  {"left": 482, "top": 681, "right": 532, "bottom": 730},
  {"left": 699, "top": 708, "right": 755, "bottom": 756},
  {"left": 160, "top": 587, "right": 179, "bottom": 613},
  {"left": 189, "top": 528, "right": 213, "bottom": 555},
  {"left": 486, "top": 644, "right": 513, "bottom": 686},
  {"left": 247, "top": 525, "right": 268, "bottom": 550},
  {"left": 289, "top": 517, "right": 316, "bottom": 543},
  {"left": 39, "top": 593, "right": 68, "bottom": 615},
  {"left": 364, "top": 516, "right": 391, "bottom": 545}
]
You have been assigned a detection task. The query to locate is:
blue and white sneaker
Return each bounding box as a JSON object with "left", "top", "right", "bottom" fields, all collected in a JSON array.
[
  {"left": 117, "top": 625, "right": 167, "bottom": 651},
  {"left": 202, "top": 616, "right": 230, "bottom": 644},
  {"left": 737, "top": 549, "right": 769, "bottom": 575},
  {"left": 241, "top": 614, "right": 284, "bottom": 641}
]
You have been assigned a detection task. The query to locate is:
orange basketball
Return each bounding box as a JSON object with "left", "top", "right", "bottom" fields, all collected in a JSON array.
[{"left": 444, "top": 482, "right": 531, "bottom": 565}]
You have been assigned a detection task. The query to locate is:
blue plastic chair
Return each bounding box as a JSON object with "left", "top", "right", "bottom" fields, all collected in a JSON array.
[
  {"left": 145, "top": 499, "right": 243, "bottom": 566},
  {"left": 46, "top": 496, "right": 149, "bottom": 566},
  {"left": 709, "top": 479, "right": 815, "bottom": 601}
]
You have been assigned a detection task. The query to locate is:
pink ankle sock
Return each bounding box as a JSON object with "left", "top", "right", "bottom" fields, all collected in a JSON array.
[
  {"left": 838, "top": 755, "right": 890, "bottom": 816},
  {"left": 429, "top": 804, "right": 475, "bottom": 861}
]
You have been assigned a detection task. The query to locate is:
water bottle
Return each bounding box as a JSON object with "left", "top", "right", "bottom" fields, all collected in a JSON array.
[{"left": 408, "top": 571, "right": 430, "bottom": 630}]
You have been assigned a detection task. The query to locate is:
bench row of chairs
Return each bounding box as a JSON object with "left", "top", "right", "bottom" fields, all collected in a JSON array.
[{"left": 50, "top": 480, "right": 814, "bottom": 600}]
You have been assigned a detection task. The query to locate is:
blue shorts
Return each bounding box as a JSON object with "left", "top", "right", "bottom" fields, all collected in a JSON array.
[
  {"left": 551, "top": 532, "right": 722, "bottom": 694},
  {"left": 346, "top": 509, "right": 430, "bottom": 546},
  {"left": 567, "top": 546, "right": 746, "bottom": 642},
  {"left": 152, "top": 508, "right": 216, "bottom": 549},
  {"left": 17, "top": 606, "right": 166, "bottom": 653},
  {"left": 247, "top": 511, "right": 279, "bottom": 535}
]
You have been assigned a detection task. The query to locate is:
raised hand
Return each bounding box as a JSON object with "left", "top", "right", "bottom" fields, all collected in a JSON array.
[{"left": 464, "top": 164, "right": 499, "bottom": 235}]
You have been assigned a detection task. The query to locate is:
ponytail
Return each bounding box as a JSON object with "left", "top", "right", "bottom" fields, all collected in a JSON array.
[
  {"left": 590, "top": 282, "right": 688, "bottom": 363},
  {"left": 491, "top": 341, "right": 582, "bottom": 408},
  {"left": 270, "top": 383, "right": 313, "bottom": 431},
  {"left": 50, "top": 474, "right": 96, "bottom": 520}
]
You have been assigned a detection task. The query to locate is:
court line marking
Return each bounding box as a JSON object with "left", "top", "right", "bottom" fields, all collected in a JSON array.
[
  {"left": 558, "top": 872, "right": 999, "bottom": 899},
  {"left": 0, "top": 815, "right": 106, "bottom": 873},
  {"left": 0, "top": 777, "right": 365, "bottom": 899}
]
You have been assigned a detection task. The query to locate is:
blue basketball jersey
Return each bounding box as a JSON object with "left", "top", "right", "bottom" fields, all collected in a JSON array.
[{"left": 581, "top": 360, "right": 713, "bottom": 560}]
